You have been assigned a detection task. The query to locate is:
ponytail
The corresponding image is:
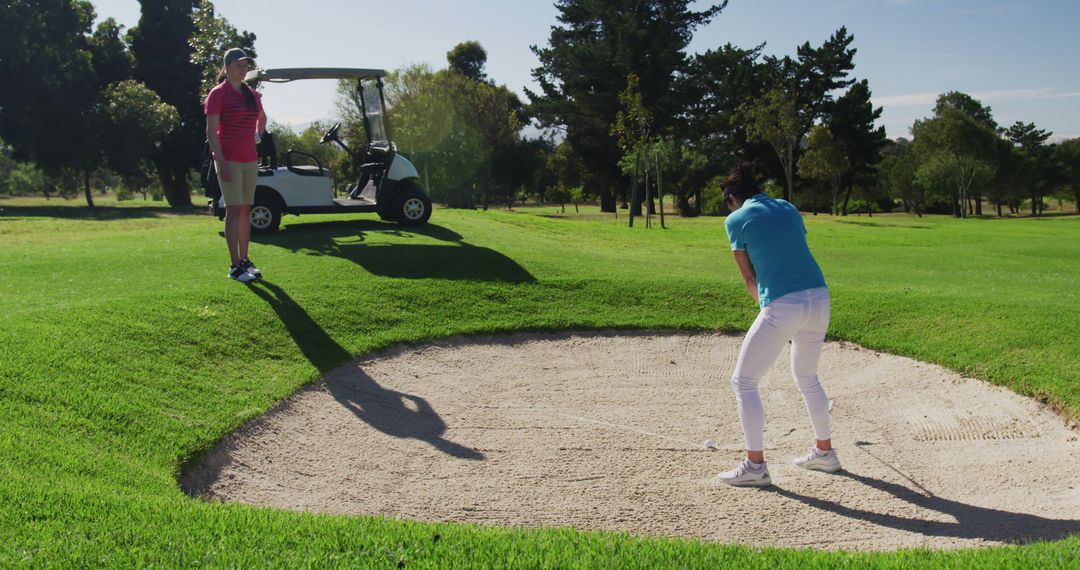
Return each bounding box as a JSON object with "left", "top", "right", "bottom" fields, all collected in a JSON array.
[
  {"left": 723, "top": 162, "right": 761, "bottom": 201},
  {"left": 240, "top": 83, "right": 257, "bottom": 110}
]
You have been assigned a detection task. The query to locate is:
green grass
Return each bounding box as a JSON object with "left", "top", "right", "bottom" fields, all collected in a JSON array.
[{"left": 1, "top": 196, "right": 1079, "bottom": 568}]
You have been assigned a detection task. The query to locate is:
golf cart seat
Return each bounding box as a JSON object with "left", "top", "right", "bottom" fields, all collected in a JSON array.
[
  {"left": 349, "top": 144, "right": 396, "bottom": 199},
  {"left": 285, "top": 150, "right": 329, "bottom": 177},
  {"left": 257, "top": 131, "right": 281, "bottom": 176},
  {"left": 289, "top": 165, "right": 330, "bottom": 177},
  {"left": 257, "top": 131, "right": 281, "bottom": 168}
]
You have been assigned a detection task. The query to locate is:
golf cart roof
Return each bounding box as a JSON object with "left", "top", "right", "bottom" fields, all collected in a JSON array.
[{"left": 245, "top": 68, "right": 387, "bottom": 83}]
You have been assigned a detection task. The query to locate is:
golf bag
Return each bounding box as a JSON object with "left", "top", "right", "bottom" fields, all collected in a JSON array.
[{"left": 200, "top": 140, "right": 221, "bottom": 199}]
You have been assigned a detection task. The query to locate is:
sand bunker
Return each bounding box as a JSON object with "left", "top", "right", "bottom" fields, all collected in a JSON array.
[{"left": 182, "top": 332, "right": 1080, "bottom": 551}]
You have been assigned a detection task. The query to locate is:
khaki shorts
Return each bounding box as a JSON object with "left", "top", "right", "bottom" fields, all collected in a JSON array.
[{"left": 217, "top": 161, "right": 258, "bottom": 206}]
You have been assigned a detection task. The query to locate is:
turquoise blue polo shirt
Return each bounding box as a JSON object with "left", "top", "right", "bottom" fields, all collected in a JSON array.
[{"left": 724, "top": 193, "right": 826, "bottom": 307}]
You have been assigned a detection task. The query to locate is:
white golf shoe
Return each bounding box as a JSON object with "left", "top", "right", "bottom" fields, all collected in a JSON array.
[
  {"left": 241, "top": 257, "right": 262, "bottom": 277},
  {"left": 718, "top": 459, "right": 772, "bottom": 487},
  {"left": 792, "top": 447, "right": 842, "bottom": 473},
  {"left": 228, "top": 264, "right": 256, "bottom": 283}
]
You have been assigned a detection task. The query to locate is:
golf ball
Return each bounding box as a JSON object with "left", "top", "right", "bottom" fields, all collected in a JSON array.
[{"left": 704, "top": 439, "right": 716, "bottom": 449}]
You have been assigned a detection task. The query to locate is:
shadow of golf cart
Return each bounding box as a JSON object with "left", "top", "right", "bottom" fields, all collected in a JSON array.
[{"left": 205, "top": 68, "right": 432, "bottom": 233}]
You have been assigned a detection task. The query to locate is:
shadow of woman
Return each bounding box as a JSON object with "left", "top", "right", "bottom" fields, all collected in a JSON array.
[
  {"left": 765, "top": 462, "right": 1080, "bottom": 545},
  {"left": 247, "top": 279, "right": 483, "bottom": 461},
  {"left": 322, "top": 366, "right": 484, "bottom": 461}
]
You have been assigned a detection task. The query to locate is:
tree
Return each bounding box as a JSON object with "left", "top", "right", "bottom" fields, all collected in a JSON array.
[
  {"left": 548, "top": 140, "right": 587, "bottom": 194},
  {"left": 0, "top": 139, "right": 15, "bottom": 195},
  {"left": 447, "top": 41, "right": 488, "bottom": 82},
  {"left": 916, "top": 153, "right": 994, "bottom": 217},
  {"left": 369, "top": 45, "right": 527, "bottom": 210},
  {"left": 648, "top": 137, "right": 708, "bottom": 216},
  {"left": 6, "top": 162, "right": 47, "bottom": 197},
  {"left": 912, "top": 107, "right": 997, "bottom": 218},
  {"left": 922, "top": 92, "right": 1000, "bottom": 215},
  {"left": 128, "top": 0, "right": 205, "bottom": 207},
  {"left": 88, "top": 18, "right": 134, "bottom": 88},
  {"left": 934, "top": 91, "right": 997, "bottom": 132},
  {"left": 877, "top": 139, "right": 924, "bottom": 216},
  {"left": 1005, "top": 121, "right": 1053, "bottom": 215},
  {"left": 191, "top": 0, "right": 257, "bottom": 96},
  {"left": 131, "top": 0, "right": 252, "bottom": 208},
  {"left": 528, "top": 0, "right": 726, "bottom": 212},
  {"left": 568, "top": 185, "right": 586, "bottom": 212},
  {"left": 799, "top": 125, "right": 848, "bottom": 215},
  {"left": 784, "top": 27, "right": 858, "bottom": 120},
  {"left": 829, "top": 79, "right": 887, "bottom": 215},
  {"left": 493, "top": 137, "right": 551, "bottom": 210},
  {"left": 466, "top": 81, "right": 527, "bottom": 209},
  {"left": 984, "top": 137, "right": 1024, "bottom": 217},
  {"left": 546, "top": 184, "right": 570, "bottom": 212},
  {"left": 677, "top": 43, "right": 772, "bottom": 209},
  {"left": 100, "top": 81, "right": 180, "bottom": 192},
  {"left": 0, "top": 0, "right": 101, "bottom": 207},
  {"left": 741, "top": 87, "right": 808, "bottom": 203},
  {"left": 191, "top": 0, "right": 255, "bottom": 95},
  {"left": 369, "top": 62, "right": 524, "bottom": 209},
  {"left": 765, "top": 27, "right": 858, "bottom": 200},
  {"left": 612, "top": 73, "right": 654, "bottom": 217},
  {"left": 1057, "top": 138, "right": 1080, "bottom": 213}
]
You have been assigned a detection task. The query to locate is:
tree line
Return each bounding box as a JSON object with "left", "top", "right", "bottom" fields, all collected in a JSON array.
[
  {"left": 2, "top": 0, "right": 1078, "bottom": 216},
  {"left": 315, "top": 0, "right": 1080, "bottom": 217},
  {"left": 882, "top": 92, "right": 1080, "bottom": 217}
]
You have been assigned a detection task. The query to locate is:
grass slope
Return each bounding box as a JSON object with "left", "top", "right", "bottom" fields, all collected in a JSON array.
[{"left": 1, "top": 198, "right": 1078, "bottom": 567}]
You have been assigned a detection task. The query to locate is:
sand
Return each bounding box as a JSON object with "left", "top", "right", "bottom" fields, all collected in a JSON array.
[{"left": 181, "top": 331, "right": 1080, "bottom": 551}]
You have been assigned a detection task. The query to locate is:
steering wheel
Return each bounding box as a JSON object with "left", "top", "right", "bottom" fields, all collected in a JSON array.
[{"left": 320, "top": 122, "right": 341, "bottom": 144}]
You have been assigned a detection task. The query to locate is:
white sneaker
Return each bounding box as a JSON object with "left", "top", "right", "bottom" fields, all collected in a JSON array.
[
  {"left": 793, "top": 447, "right": 842, "bottom": 473},
  {"left": 241, "top": 258, "right": 261, "bottom": 277},
  {"left": 228, "top": 264, "right": 256, "bottom": 283},
  {"left": 718, "top": 459, "right": 772, "bottom": 487}
]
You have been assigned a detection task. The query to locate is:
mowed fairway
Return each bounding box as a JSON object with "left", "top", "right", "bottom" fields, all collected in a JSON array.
[{"left": 1, "top": 197, "right": 1078, "bottom": 567}]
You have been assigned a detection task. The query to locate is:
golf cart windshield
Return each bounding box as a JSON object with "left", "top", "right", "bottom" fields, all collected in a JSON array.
[
  {"left": 360, "top": 78, "right": 388, "bottom": 144},
  {"left": 244, "top": 67, "right": 391, "bottom": 147}
]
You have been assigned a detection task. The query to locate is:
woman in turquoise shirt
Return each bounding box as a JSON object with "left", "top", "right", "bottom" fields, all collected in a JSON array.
[{"left": 718, "top": 163, "right": 841, "bottom": 487}]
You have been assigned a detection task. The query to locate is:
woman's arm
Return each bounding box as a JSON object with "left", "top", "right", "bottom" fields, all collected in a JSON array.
[
  {"left": 256, "top": 107, "right": 267, "bottom": 135},
  {"left": 732, "top": 250, "right": 759, "bottom": 304},
  {"left": 206, "top": 114, "right": 231, "bottom": 181}
]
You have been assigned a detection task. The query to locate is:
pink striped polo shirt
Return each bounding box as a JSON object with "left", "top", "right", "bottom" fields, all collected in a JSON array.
[{"left": 204, "top": 82, "right": 263, "bottom": 162}]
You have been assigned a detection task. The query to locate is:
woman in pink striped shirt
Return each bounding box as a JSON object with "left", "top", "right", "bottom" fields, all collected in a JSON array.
[{"left": 205, "top": 48, "right": 267, "bottom": 282}]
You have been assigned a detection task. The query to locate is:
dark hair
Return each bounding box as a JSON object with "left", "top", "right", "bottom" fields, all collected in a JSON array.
[
  {"left": 722, "top": 162, "right": 760, "bottom": 202},
  {"left": 216, "top": 65, "right": 257, "bottom": 110}
]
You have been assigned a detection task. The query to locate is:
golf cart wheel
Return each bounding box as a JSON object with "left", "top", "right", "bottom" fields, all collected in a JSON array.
[
  {"left": 396, "top": 183, "right": 432, "bottom": 226},
  {"left": 250, "top": 190, "right": 282, "bottom": 234}
]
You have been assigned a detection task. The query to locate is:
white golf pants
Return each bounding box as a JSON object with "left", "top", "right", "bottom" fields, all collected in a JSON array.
[{"left": 730, "top": 287, "right": 831, "bottom": 451}]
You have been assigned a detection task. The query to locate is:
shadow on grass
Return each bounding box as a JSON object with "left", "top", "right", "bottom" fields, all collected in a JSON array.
[
  {"left": 1020, "top": 212, "right": 1080, "bottom": 220},
  {"left": 253, "top": 219, "right": 535, "bottom": 283},
  {"left": 834, "top": 219, "right": 933, "bottom": 229},
  {"left": 246, "top": 279, "right": 483, "bottom": 460},
  {"left": 764, "top": 444, "right": 1080, "bottom": 545},
  {"left": 0, "top": 204, "right": 204, "bottom": 220}
]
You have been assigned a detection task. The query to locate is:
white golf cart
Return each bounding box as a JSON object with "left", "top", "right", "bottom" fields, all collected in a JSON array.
[{"left": 206, "top": 68, "right": 432, "bottom": 233}]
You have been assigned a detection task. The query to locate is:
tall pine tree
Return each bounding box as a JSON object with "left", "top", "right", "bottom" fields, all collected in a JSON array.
[
  {"left": 528, "top": 0, "right": 726, "bottom": 212},
  {"left": 829, "top": 79, "right": 886, "bottom": 215}
]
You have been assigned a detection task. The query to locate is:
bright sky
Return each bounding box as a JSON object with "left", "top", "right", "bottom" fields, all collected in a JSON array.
[{"left": 91, "top": 0, "right": 1080, "bottom": 140}]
